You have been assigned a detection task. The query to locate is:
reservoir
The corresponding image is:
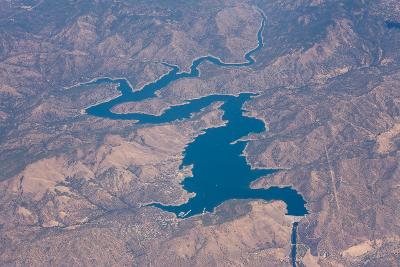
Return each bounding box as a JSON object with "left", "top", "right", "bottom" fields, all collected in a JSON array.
[
  {"left": 152, "top": 93, "right": 307, "bottom": 217},
  {"left": 76, "top": 9, "right": 308, "bottom": 219}
]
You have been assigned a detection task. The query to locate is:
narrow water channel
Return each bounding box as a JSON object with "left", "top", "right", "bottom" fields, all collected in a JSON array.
[{"left": 291, "top": 222, "right": 299, "bottom": 267}]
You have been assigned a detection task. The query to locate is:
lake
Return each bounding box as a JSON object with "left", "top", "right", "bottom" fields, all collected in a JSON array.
[{"left": 75, "top": 8, "right": 308, "bottom": 219}]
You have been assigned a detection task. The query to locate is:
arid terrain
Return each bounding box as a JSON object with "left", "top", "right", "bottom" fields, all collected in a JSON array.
[{"left": 0, "top": 0, "right": 399, "bottom": 266}]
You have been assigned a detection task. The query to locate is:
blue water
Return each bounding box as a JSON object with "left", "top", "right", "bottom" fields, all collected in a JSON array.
[
  {"left": 78, "top": 9, "right": 308, "bottom": 219},
  {"left": 81, "top": 10, "right": 266, "bottom": 119},
  {"left": 152, "top": 94, "right": 307, "bottom": 217},
  {"left": 386, "top": 21, "right": 400, "bottom": 29}
]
